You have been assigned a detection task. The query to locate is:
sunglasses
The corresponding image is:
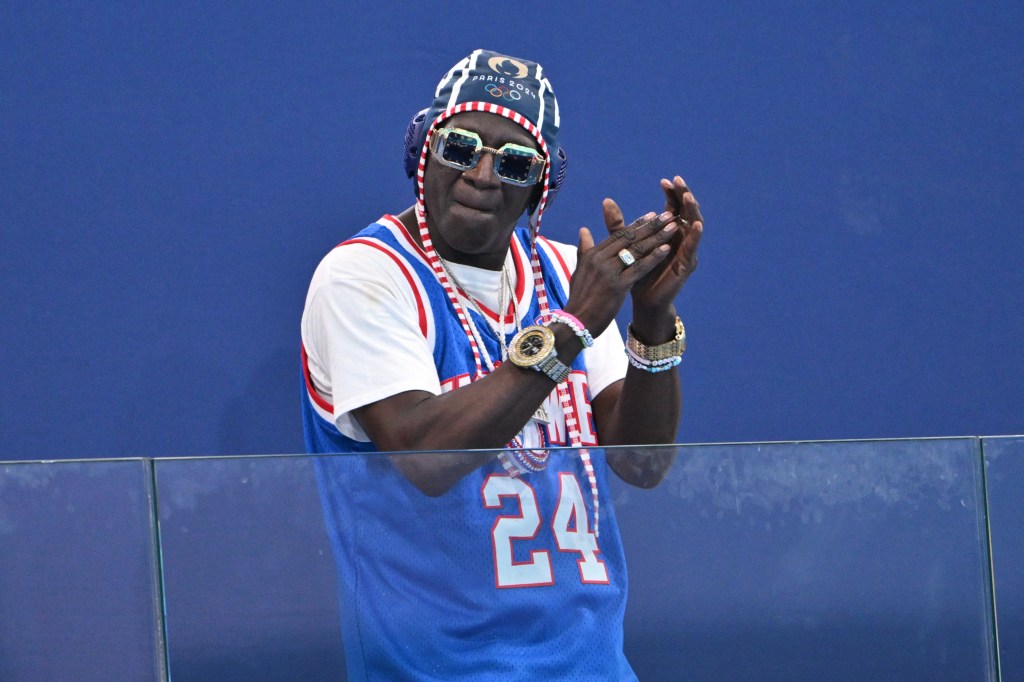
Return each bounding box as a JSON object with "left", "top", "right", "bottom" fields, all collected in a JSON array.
[{"left": 429, "top": 127, "right": 547, "bottom": 186}]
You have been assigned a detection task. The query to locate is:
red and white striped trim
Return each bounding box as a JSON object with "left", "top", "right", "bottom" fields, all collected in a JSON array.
[
  {"left": 301, "top": 343, "right": 335, "bottom": 426},
  {"left": 379, "top": 214, "right": 428, "bottom": 263},
  {"left": 529, "top": 239, "right": 600, "bottom": 534},
  {"left": 342, "top": 237, "right": 432, "bottom": 342},
  {"left": 415, "top": 102, "right": 552, "bottom": 231},
  {"left": 413, "top": 102, "right": 601, "bottom": 535},
  {"left": 535, "top": 235, "right": 573, "bottom": 291}
]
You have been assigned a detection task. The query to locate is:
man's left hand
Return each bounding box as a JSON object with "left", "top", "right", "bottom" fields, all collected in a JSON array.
[{"left": 630, "top": 175, "right": 703, "bottom": 315}]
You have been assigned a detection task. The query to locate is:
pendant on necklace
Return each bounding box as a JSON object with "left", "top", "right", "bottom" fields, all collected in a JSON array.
[{"left": 532, "top": 404, "right": 551, "bottom": 425}]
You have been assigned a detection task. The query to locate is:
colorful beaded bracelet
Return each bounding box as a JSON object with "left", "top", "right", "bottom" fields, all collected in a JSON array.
[
  {"left": 547, "top": 310, "right": 595, "bottom": 348},
  {"left": 624, "top": 345, "right": 683, "bottom": 373}
]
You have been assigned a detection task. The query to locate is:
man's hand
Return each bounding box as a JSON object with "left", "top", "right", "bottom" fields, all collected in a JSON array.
[
  {"left": 582, "top": 176, "right": 702, "bottom": 479},
  {"left": 630, "top": 176, "right": 703, "bottom": 316},
  {"left": 567, "top": 200, "right": 684, "bottom": 337}
]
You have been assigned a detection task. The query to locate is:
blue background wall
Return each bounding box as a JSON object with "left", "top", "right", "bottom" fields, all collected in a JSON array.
[{"left": 2, "top": 1, "right": 1022, "bottom": 460}]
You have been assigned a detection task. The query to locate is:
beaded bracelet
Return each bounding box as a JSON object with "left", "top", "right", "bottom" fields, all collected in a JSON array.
[
  {"left": 547, "top": 310, "right": 594, "bottom": 348},
  {"left": 625, "top": 345, "right": 683, "bottom": 373},
  {"left": 625, "top": 344, "right": 680, "bottom": 366},
  {"left": 500, "top": 449, "right": 550, "bottom": 475},
  {"left": 498, "top": 451, "right": 527, "bottom": 477},
  {"left": 499, "top": 432, "right": 552, "bottom": 475},
  {"left": 513, "top": 448, "right": 550, "bottom": 471}
]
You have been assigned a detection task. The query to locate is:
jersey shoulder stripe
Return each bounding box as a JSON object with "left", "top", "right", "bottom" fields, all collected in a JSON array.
[
  {"left": 343, "top": 237, "right": 431, "bottom": 340},
  {"left": 333, "top": 217, "right": 439, "bottom": 345},
  {"left": 301, "top": 343, "right": 334, "bottom": 421},
  {"left": 535, "top": 234, "right": 574, "bottom": 295}
]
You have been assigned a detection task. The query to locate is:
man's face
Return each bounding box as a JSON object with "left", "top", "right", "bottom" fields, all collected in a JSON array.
[{"left": 422, "top": 111, "right": 541, "bottom": 269}]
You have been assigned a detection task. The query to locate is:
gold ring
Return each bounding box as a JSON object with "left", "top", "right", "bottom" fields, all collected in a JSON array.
[{"left": 618, "top": 249, "right": 636, "bottom": 267}]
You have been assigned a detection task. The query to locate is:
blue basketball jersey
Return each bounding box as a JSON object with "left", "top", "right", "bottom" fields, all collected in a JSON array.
[{"left": 302, "top": 218, "right": 637, "bottom": 681}]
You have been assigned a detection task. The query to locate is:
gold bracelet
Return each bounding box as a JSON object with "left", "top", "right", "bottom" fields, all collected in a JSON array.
[{"left": 626, "top": 317, "right": 686, "bottom": 362}]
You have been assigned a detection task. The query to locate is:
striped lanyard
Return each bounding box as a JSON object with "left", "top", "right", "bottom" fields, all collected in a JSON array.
[
  {"left": 414, "top": 210, "right": 601, "bottom": 535},
  {"left": 413, "top": 102, "right": 602, "bottom": 535}
]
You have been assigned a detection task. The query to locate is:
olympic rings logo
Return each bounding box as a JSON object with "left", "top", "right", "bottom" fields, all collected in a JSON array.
[{"left": 485, "top": 83, "right": 522, "bottom": 102}]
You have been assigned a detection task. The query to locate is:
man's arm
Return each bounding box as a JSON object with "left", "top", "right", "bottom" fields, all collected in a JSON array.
[
  {"left": 351, "top": 205, "right": 690, "bottom": 496},
  {"left": 587, "top": 177, "right": 703, "bottom": 488},
  {"left": 343, "top": 178, "right": 702, "bottom": 496},
  {"left": 354, "top": 320, "right": 584, "bottom": 496},
  {"left": 591, "top": 342, "right": 681, "bottom": 488}
]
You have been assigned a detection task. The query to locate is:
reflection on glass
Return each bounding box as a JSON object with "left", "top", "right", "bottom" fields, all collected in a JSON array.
[
  {"left": 314, "top": 447, "right": 641, "bottom": 679},
  {"left": 0, "top": 460, "right": 163, "bottom": 682},
  {"left": 154, "top": 456, "right": 345, "bottom": 680},
  {"left": 616, "top": 439, "right": 997, "bottom": 681},
  {"left": 40, "top": 439, "right": 995, "bottom": 681},
  {"left": 983, "top": 436, "right": 1022, "bottom": 679}
]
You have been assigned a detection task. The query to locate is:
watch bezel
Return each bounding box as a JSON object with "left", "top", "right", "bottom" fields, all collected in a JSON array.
[{"left": 508, "top": 325, "right": 556, "bottom": 368}]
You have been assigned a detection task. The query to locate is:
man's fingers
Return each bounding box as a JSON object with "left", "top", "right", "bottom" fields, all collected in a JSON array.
[
  {"left": 662, "top": 176, "right": 701, "bottom": 220},
  {"left": 672, "top": 176, "right": 705, "bottom": 225},
  {"left": 660, "top": 178, "right": 676, "bottom": 210},
  {"left": 602, "top": 198, "right": 626, "bottom": 235},
  {"left": 686, "top": 194, "right": 704, "bottom": 225},
  {"left": 670, "top": 219, "right": 703, "bottom": 278},
  {"left": 578, "top": 226, "right": 595, "bottom": 253},
  {"left": 618, "top": 243, "right": 672, "bottom": 284},
  {"left": 609, "top": 210, "right": 675, "bottom": 247}
]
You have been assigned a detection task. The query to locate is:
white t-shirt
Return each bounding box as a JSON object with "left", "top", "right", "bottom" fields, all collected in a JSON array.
[{"left": 301, "top": 216, "right": 628, "bottom": 444}]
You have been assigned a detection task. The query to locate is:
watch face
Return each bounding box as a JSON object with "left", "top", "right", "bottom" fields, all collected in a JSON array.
[
  {"left": 509, "top": 325, "right": 555, "bottom": 368},
  {"left": 520, "top": 333, "right": 545, "bottom": 357}
]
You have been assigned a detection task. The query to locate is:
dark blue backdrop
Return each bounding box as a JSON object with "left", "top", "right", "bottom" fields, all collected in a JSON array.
[{"left": 2, "top": 1, "right": 1022, "bottom": 460}]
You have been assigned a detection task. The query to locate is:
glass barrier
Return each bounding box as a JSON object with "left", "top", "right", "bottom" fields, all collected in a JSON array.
[
  {"left": 153, "top": 455, "right": 345, "bottom": 681},
  {"left": 0, "top": 459, "right": 165, "bottom": 682},
  {"left": 615, "top": 438, "right": 996, "bottom": 681},
  {"left": 984, "top": 436, "right": 1023, "bottom": 681},
  {"left": 151, "top": 439, "right": 998, "bottom": 681}
]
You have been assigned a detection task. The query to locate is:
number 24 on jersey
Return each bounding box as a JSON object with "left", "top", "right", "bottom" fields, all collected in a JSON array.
[{"left": 482, "top": 473, "right": 609, "bottom": 589}]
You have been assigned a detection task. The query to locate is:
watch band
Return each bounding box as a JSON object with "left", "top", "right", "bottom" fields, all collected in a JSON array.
[
  {"left": 627, "top": 317, "right": 686, "bottom": 362},
  {"left": 535, "top": 352, "right": 572, "bottom": 383},
  {"left": 508, "top": 325, "right": 572, "bottom": 384}
]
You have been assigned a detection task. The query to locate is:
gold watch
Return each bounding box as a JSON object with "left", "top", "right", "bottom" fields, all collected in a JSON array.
[
  {"left": 627, "top": 317, "right": 686, "bottom": 361},
  {"left": 508, "top": 325, "right": 571, "bottom": 383}
]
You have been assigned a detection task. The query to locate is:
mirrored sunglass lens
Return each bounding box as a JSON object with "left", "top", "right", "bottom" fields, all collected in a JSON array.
[
  {"left": 441, "top": 132, "right": 478, "bottom": 167},
  {"left": 495, "top": 150, "right": 535, "bottom": 183}
]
